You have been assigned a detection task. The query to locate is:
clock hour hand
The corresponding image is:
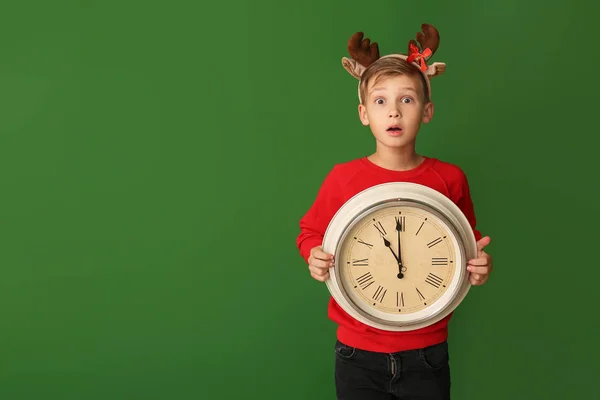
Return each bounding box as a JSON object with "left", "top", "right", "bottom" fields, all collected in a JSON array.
[
  {"left": 382, "top": 237, "right": 400, "bottom": 262},
  {"left": 383, "top": 237, "right": 404, "bottom": 279}
]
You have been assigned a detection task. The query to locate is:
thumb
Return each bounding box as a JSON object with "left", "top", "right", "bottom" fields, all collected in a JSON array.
[{"left": 476, "top": 236, "right": 491, "bottom": 253}]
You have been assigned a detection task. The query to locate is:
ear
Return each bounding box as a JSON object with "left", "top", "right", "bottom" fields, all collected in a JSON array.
[
  {"left": 358, "top": 103, "right": 369, "bottom": 126},
  {"left": 422, "top": 102, "right": 434, "bottom": 123}
]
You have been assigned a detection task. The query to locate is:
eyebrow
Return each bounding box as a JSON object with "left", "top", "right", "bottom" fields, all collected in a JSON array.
[{"left": 370, "top": 86, "right": 418, "bottom": 94}]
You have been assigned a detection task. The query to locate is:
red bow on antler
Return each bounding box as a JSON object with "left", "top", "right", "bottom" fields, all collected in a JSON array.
[{"left": 407, "top": 43, "right": 432, "bottom": 72}]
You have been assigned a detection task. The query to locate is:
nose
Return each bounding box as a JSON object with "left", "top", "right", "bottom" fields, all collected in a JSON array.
[{"left": 389, "top": 104, "right": 400, "bottom": 118}]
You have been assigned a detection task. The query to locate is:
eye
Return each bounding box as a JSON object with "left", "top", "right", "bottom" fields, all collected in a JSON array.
[
  {"left": 401, "top": 97, "right": 413, "bottom": 104},
  {"left": 375, "top": 98, "right": 385, "bottom": 105}
]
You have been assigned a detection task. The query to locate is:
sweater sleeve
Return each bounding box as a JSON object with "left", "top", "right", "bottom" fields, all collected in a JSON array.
[
  {"left": 455, "top": 169, "right": 482, "bottom": 242},
  {"left": 296, "top": 165, "right": 344, "bottom": 263}
]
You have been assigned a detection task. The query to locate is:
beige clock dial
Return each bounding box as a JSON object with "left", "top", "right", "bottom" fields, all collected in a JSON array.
[
  {"left": 323, "top": 183, "right": 477, "bottom": 331},
  {"left": 339, "top": 204, "right": 457, "bottom": 315}
]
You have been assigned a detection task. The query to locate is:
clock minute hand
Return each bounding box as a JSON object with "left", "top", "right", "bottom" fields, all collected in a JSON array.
[
  {"left": 394, "top": 217, "right": 405, "bottom": 279},
  {"left": 395, "top": 217, "right": 404, "bottom": 266}
]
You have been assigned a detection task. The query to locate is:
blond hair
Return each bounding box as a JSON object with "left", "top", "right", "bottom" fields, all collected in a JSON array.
[{"left": 359, "top": 57, "right": 430, "bottom": 104}]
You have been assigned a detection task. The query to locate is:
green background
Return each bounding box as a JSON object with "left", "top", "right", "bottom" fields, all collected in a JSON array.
[{"left": 0, "top": 0, "right": 598, "bottom": 399}]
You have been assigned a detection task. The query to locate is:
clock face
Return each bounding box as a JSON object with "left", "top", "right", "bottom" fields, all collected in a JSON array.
[{"left": 336, "top": 201, "right": 460, "bottom": 319}]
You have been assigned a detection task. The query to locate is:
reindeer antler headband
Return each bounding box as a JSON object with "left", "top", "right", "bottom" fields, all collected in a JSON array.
[{"left": 341, "top": 23, "right": 447, "bottom": 103}]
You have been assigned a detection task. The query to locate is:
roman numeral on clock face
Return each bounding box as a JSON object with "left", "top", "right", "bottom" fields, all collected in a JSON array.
[
  {"left": 427, "top": 237, "right": 443, "bottom": 248},
  {"left": 352, "top": 258, "right": 369, "bottom": 266},
  {"left": 357, "top": 239, "right": 373, "bottom": 249},
  {"left": 432, "top": 257, "right": 448, "bottom": 266},
  {"left": 397, "top": 291, "right": 404, "bottom": 307},
  {"left": 425, "top": 273, "right": 444, "bottom": 289},
  {"left": 416, "top": 287, "right": 425, "bottom": 301},
  {"left": 395, "top": 216, "right": 405, "bottom": 231},
  {"left": 372, "top": 285, "right": 387, "bottom": 303},
  {"left": 416, "top": 221, "right": 424, "bottom": 236},
  {"left": 356, "top": 272, "right": 374, "bottom": 290},
  {"left": 373, "top": 221, "right": 386, "bottom": 236}
]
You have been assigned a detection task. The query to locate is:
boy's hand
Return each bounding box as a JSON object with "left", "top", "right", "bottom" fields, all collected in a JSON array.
[
  {"left": 467, "top": 236, "right": 493, "bottom": 286},
  {"left": 308, "top": 245, "right": 334, "bottom": 282}
]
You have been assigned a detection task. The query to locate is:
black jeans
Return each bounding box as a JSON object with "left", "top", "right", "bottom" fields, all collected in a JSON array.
[{"left": 334, "top": 339, "right": 451, "bottom": 400}]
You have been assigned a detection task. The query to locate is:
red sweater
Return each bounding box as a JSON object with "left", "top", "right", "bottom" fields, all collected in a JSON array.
[{"left": 296, "top": 156, "right": 482, "bottom": 353}]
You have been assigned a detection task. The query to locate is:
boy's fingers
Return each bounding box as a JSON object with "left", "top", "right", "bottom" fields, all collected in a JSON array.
[
  {"left": 310, "top": 269, "right": 329, "bottom": 282},
  {"left": 311, "top": 246, "right": 334, "bottom": 260},
  {"left": 467, "top": 265, "right": 489, "bottom": 274},
  {"left": 476, "top": 236, "right": 491, "bottom": 253},
  {"left": 314, "top": 251, "right": 334, "bottom": 261},
  {"left": 309, "top": 265, "right": 329, "bottom": 276},
  {"left": 309, "top": 258, "right": 333, "bottom": 269},
  {"left": 308, "top": 246, "right": 334, "bottom": 282},
  {"left": 468, "top": 257, "right": 488, "bottom": 266},
  {"left": 470, "top": 274, "right": 488, "bottom": 285}
]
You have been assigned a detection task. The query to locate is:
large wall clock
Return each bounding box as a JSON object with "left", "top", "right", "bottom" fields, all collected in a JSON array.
[{"left": 322, "top": 182, "right": 478, "bottom": 331}]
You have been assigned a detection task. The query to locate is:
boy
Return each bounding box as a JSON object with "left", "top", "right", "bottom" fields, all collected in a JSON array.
[{"left": 295, "top": 24, "right": 493, "bottom": 400}]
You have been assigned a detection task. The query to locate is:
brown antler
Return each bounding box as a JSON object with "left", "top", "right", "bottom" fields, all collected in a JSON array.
[
  {"left": 348, "top": 32, "right": 380, "bottom": 68},
  {"left": 408, "top": 23, "right": 440, "bottom": 60}
]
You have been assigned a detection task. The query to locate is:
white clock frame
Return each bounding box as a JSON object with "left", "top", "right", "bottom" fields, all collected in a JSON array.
[{"left": 322, "top": 182, "right": 478, "bottom": 331}]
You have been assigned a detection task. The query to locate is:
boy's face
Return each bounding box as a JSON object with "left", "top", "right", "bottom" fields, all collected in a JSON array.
[{"left": 358, "top": 74, "right": 433, "bottom": 151}]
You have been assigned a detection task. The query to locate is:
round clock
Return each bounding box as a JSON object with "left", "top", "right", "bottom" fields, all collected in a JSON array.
[{"left": 322, "top": 182, "right": 478, "bottom": 332}]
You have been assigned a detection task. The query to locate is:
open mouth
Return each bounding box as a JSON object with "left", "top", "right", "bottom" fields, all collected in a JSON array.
[{"left": 387, "top": 125, "right": 403, "bottom": 132}]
